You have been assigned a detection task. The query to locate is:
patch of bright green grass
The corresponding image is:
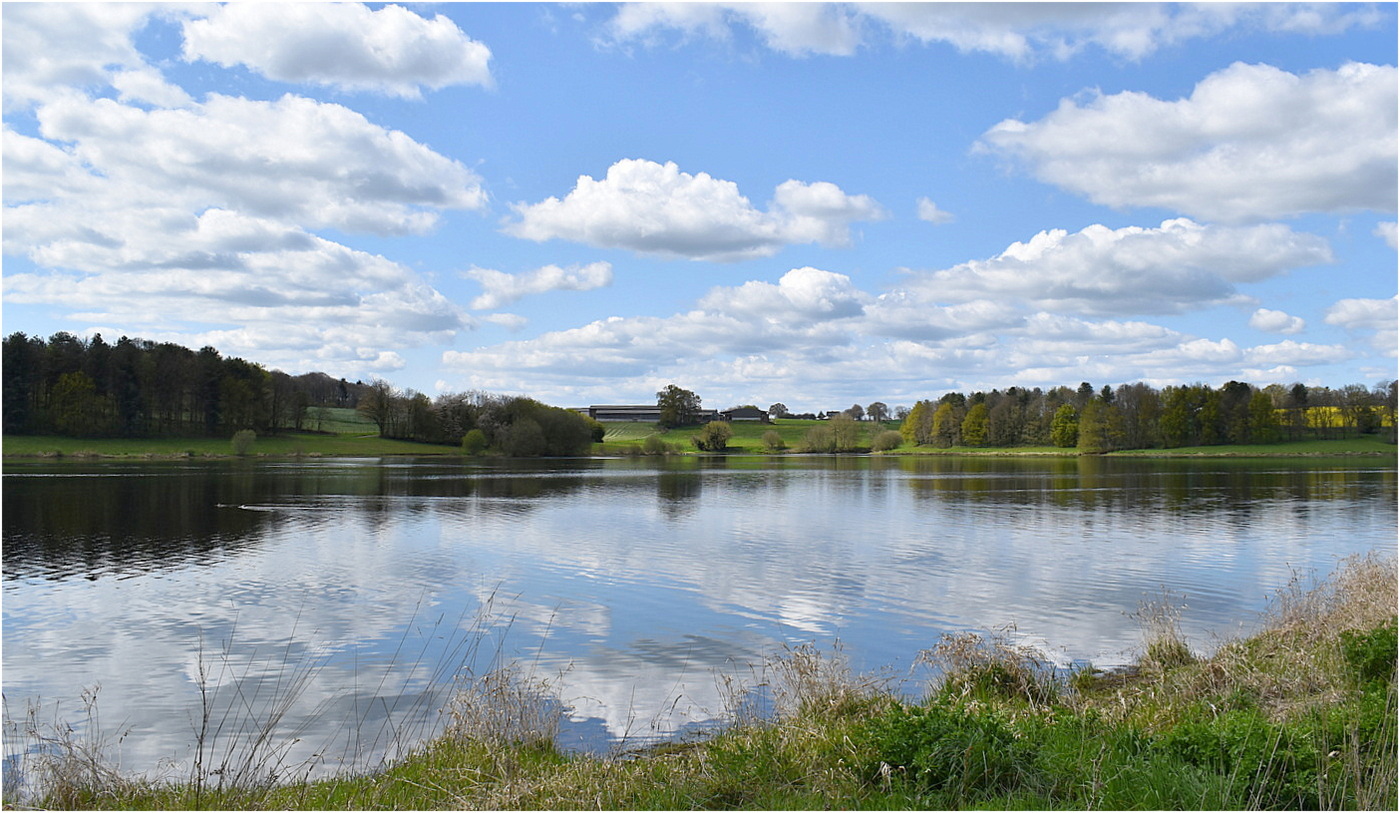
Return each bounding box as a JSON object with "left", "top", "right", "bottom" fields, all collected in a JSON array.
[
  {"left": 302, "top": 407, "right": 378, "bottom": 435},
  {"left": 600, "top": 421, "right": 658, "bottom": 442},
  {"left": 2, "top": 431, "right": 458, "bottom": 459},
  {"left": 655, "top": 419, "right": 901, "bottom": 453}
]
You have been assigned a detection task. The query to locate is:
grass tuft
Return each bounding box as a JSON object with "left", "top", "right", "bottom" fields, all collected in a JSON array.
[{"left": 920, "top": 626, "right": 1060, "bottom": 707}]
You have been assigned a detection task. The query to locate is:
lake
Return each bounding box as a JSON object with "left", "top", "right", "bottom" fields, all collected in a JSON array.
[{"left": 3, "top": 453, "right": 1395, "bottom": 784}]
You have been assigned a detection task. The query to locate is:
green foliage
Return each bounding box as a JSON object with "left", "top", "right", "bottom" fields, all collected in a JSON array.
[
  {"left": 931, "top": 401, "right": 961, "bottom": 447},
  {"left": 828, "top": 413, "right": 864, "bottom": 451},
  {"left": 871, "top": 429, "right": 903, "bottom": 452},
  {"left": 1340, "top": 622, "right": 1397, "bottom": 686},
  {"left": 802, "top": 424, "right": 836, "bottom": 453},
  {"left": 50, "top": 371, "right": 110, "bottom": 436},
  {"left": 923, "top": 630, "right": 1059, "bottom": 707},
  {"left": 460, "top": 428, "right": 487, "bottom": 455},
  {"left": 583, "top": 416, "right": 606, "bottom": 443},
  {"left": 1050, "top": 403, "right": 1078, "bottom": 447},
  {"left": 500, "top": 417, "right": 545, "bottom": 457},
  {"left": 863, "top": 703, "right": 1037, "bottom": 800},
  {"left": 656, "top": 383, "right": 702, "bottom": 428},
  {"left": 641, "top": 434, "right": 671, "bottom": 455},
  {"left": 900, "top": 399, "right": 933, "bottom": 445},
  {"left": 760, "top": 429, "right": 786, "bottom": 452},
  {"left": 1156, "top": 707, "right": 1329, "bottom": 809},
  {"left": 230, "top": 429, "right": 256, "bottom": 456},
  {"left": 960, "top": 402, "right": 989, "bottom": 447},
  {"left": 691, "top": 420, "right": 733, "bottom": 452},
  {"left": 1076, "top": 398, "right": 1126, "bottom": 454}
]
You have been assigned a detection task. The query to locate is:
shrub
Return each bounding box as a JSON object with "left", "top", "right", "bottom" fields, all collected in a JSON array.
[
  {"left": 802, "top": 425, "right": 835, "bottom": 453},
  {"left": 761, "top": 430, "right": 786, "bottom": 452},
  {"left": 692, "top": 421, "right": 733, "bottom": 452},
  {"left": 461, "top": 429, "right": 488, "bottom": 455},
  {"left": 829, "top": 414, "right": 864, "bottom": 451},
  {"left": 871, "top": 430, "right": 903, "bottom": 452},
  {"left": 500, "top": 418, "right": 546, "bottom": 457},
  {"left": 230, "top": 429, "right": 256, "bottom": 456},
  {"left": 641, "top": 434, "right": 670, "bottom": 455}
]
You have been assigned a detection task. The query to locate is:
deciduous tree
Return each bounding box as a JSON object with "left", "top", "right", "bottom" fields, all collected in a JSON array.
[
  {"left": 1050, "top": 403, "right": 1078, "bottom": 448},
  {"left": 657, "top": 384, "right": 702, "bottom": 428},
  {"left": 961, "top": 402, "right": 989, "bottom": 447}
]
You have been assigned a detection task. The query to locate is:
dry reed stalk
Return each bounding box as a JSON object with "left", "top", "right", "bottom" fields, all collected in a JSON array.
[
  {"left": 919, "top": 626, "right": 1059, "bottom": 707},
  {"left": 443, "top": 663, "right": 563, "bottom": 748}
]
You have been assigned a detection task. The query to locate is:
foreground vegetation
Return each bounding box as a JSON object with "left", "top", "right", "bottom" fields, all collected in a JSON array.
[{"left": 16, "top": 554, "right": 1395, "bottom": 810}]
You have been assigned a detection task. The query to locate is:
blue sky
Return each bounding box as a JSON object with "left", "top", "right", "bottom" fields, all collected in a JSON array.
[{"left": 3, "top": 2, "right": 1396, "bottom": 412}]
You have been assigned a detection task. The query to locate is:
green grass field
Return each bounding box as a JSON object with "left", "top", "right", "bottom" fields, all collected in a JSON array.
[
  {"left": 596, "top": 420, "right": 1395, "bottom": 458},
  {"left": 299, "top": 406, "right": 380, "bottom": 434},
  {"left": 1, "top": 430, "right": 456, "bottom": 459},
  {"left": 598, "top": 418, "right": 901, "bottom": 453}
]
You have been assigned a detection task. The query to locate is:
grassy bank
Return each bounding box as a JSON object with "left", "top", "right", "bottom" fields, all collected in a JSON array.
[
  {"left": 6, "top": 420, "right": 1394, "bottom": 460},
  {"left": 0, "top": 408, "right": 466, "bottom": 459},
  {"left": 19, "top": 554, "right": 1396, "bottom": 810},
  {"left": 0, "top": 431, "right": 459, "bottom": 459},
  {"left": 600, "top": 419, "right": 1393, "bottom": 458}
]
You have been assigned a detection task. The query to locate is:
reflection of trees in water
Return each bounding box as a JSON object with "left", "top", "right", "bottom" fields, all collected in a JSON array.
[
  {"left": 656, "top": 471, "right": 702, "bottom": 521},
  {"left": 3, "top": 463, "right": 275, "bottom": 580},
  {"left": 2, "top": 460, "right": 598, "bottom": 581},
  {"left": 899, "top": 456, "right": 1395, "bottom": 516}
]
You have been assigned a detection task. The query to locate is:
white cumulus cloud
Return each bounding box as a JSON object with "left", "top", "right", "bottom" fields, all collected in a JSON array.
[
  {"left": 465, "top": 262, "right": 614, "bottom": 310},
  {"left": 698, "top": 266, "right": 868, "bottom": 323},
  {"left": 20, "top": 92, "right": 487, "bottom": 236},
  {"left": 182, "top": 3, "right": 493, "bottom": 98},
  {"left": 916, "top": 197, "right": 954, "bottom": 224},
  {"left": 862, "top": 2, "right": 1383, "bottom": 62},
  {"left": 1, "top": 2, "right": 166, "bottom": 110},
  {"left": 1375, "top": 221, "right": 1398, "bottom": 249},
  {"left": 504, "top": 159, "right": 884, "bottom": 261},
  {"left": 608, "top": 2, "right": 862, "bottom": 56},
  {"left": 979, "top": 62, "right": 1398, "bottom": 223},
  {"left": 606, "top": 2, "right": 1383, "bottom": 62},
  {"left": 1249, "top": 308, "right": 1306, "bottom": 334},
  {"left": 4, "top": 68, "right": 488, "bottom": 376},
  {"left": 1324, "top": 296, "right": 1398, "bottom": 355},
  {"left": 900, "top": 218, "right": 1333, "bottom": 316}
]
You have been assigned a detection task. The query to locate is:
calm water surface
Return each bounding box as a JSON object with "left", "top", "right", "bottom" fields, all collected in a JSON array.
[{"left": 3, "top": 454, "right": 1395, "bottom": 780}]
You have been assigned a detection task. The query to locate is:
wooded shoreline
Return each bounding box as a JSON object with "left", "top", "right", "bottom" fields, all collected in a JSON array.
[{"left": 3, "top": 430, "right": 1395, "bottom": 460}]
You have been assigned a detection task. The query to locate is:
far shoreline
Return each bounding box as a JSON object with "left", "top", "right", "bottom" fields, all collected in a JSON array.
[{"left": 3, "top": 431, "right": 1395, "bottom": 462}]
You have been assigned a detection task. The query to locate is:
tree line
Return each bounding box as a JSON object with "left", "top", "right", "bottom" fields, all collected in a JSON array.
[
  {"left": 896, "top": 380, "right": 1397, "bottom": 452},
  {"left": 2, "top": 331, "right": 601, "bottom": 456},
  {"left": 2, "top": 331, "right": 368, "bottom": 438},
  {"left": 354, "top": 378, "right": 601, "bottom": 456}
]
